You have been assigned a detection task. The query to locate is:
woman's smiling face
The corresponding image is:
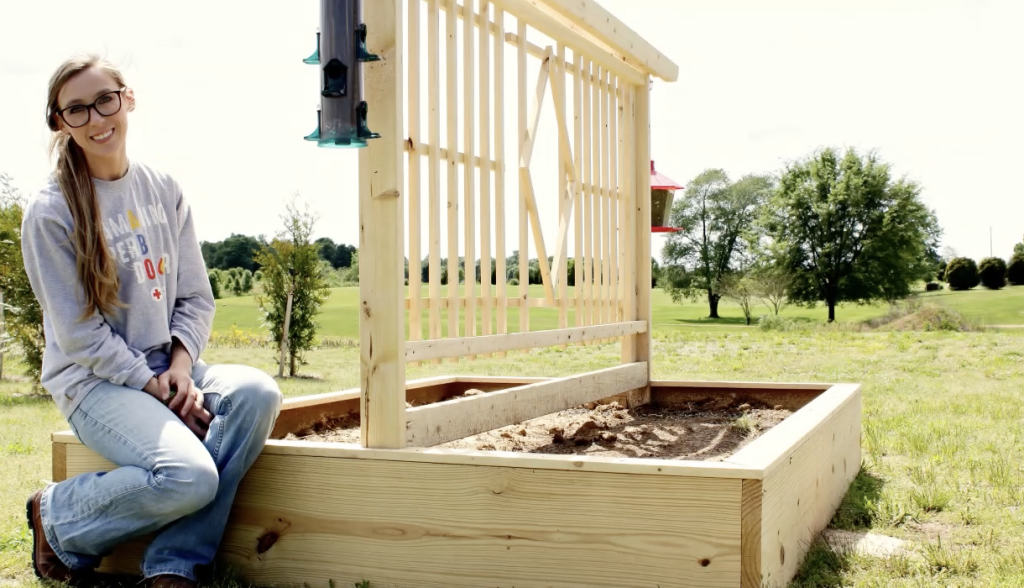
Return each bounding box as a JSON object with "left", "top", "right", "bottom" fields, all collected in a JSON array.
[{"left": 54, "top": 66, "right": 135, "bottom": 163}]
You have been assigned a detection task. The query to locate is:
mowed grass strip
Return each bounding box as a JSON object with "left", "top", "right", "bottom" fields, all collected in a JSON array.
[{"left": 3, "top": 327, "right": 1024, "bottom": 586}]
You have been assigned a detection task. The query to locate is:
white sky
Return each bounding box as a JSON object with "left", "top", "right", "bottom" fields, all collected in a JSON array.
[{"left": 1, "top": 0, "right": 1022, "bottom": 265}]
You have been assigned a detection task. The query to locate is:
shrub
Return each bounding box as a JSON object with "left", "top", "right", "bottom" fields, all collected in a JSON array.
[
  {"left": 978, "top": 257, "right": 1007, "bottom": 290},
  {"left": 944, "top": 257, "right": 979, "bottom": 291},
  {"left": 208, "top": 271, "right": 222, "bottom": 299},
  {"left": 1008, "top": 255, "right": 1024, "bottom": 286},
  {"left": 925, "top": 282, "right": 941, "bottom": 292},
  {"left": 757, "top": 314, "right": 806, "bottom": 332}
]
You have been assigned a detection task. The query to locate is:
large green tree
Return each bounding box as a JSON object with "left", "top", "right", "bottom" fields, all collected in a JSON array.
[
  {"left": 661, "top": 170, "right": 772, "bottom": 318},
  {"left": 762, "top": 147, "right": 941, "bottom": 322},
  {"left": 0, "top": 173, "right": 44, "bottom": 382},
  {"left": 254, "top": 197, "right": 331, "bottom": 377}
]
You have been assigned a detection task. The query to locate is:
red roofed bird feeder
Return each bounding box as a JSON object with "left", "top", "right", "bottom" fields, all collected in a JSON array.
[{"left": 650, "top": 160, "right": 684, "bottom": 232}]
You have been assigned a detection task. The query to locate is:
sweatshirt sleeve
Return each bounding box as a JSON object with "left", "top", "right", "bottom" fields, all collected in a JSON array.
[
  {"left": 168, "top": 188, "right": 216, "bottom": 364},
  {"left": 20, "top": 208, "right": 157, "bottom": 389}
]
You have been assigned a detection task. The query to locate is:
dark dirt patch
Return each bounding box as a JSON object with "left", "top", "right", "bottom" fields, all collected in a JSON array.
[{"left": 285, "top": 394, "right": 792, "bottom": 461}]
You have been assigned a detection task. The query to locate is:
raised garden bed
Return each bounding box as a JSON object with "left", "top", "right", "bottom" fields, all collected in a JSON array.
[{"left": 52, "top": 376, "right": 861, "bottom": 588}]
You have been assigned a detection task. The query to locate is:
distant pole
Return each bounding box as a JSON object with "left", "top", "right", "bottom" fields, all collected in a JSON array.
[{"left": 278, "top": 286, "right": 294, "bottom": 378}]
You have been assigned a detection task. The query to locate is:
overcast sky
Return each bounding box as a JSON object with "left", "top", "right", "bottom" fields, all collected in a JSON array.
[{"left": 1, "top": 0, "right": 1021, "bottom": 264}]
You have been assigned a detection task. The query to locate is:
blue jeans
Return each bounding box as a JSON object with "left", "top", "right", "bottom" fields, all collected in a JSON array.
[{"left": 38, "top": 363, "right": 283, "bottom": 581}]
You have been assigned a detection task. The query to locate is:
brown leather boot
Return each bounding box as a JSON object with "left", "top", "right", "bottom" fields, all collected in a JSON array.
[
  {"left": 149, "top": 574, "right": 198, "bottom": 588},
  {"left": 25, "top": 489, "right": 83, "bottom": 583}
]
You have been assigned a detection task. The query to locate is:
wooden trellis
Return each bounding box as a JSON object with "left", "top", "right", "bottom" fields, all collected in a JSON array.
[{"left": 358, "top": 0, "right": 673, "bottom": 449}]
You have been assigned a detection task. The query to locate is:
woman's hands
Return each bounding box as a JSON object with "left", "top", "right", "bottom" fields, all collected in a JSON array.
[{"left": 142, "top": 339, "right": 213, "bottom": 439}]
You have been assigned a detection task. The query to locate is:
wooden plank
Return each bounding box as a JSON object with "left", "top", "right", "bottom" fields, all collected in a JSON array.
[
  {"left": 535, "top": 0, "right": 679, "bottom": 82},
  {"left": 446, "top": 0, "right": 460, "bottom": 343},
  {"left": 494, "top": 7, "right": 508, "bottom": 353},
  {"left": 520, "top": 49, "right": 551, "bottom": 168},
  {"left": 463, "top": 0, "right": 478, "bottom": 351},
  {"left": 479, "top": 0, "right": 493, "bottom": 349},
  {"left": 631, "top": 77, "right": 652, "bottom": 406},
  {"left": 581, "top": 57, "right": 593, "bottom": 328},
  {"left": 489, "top": 0, "right": 645, "bottom": 86},
  {"left": 591, "top": 63, "right": 602, "bottom": 328},
  {"left": 741, "top": 479, "right": 763, "bottom": 588},
  {"left": 57, "top": 428, "right": 764, "bottom": 481},
  {"left": 600, "top": 66, "right": 611, "bottom": 327},
  {"left": 427, "top": 0, "right": 442, "bottom": 347},
  {"left": 728, "top": 384, "right": 862, "bottom": 587},
  {"left": 406, "top": 321, "right": 647, "bottom": 362},
  {"left": 51, "top": 439, "right": 66, "bottom": 482},
  {"left": 358, "top": 0, "right": 406, "bottom": 449},
  {"left": 619, "top": 84, "right": 636, "bottom": 364},
  {"left": 409, "top": 0, "right": 423, "bottom": 348},
  {"left": 573, "top": 50, "right": 584, "bottom": 327},
  {"left": 406, "top": 294, "right": 589, "bottom": 309},
  {"left": 406, "top": 363, "right": 647, "bottom": 447},
  {"left": 609, "top": 74, "right": 619, "bottom": 322},
  {"left": 521, "top": 168, "right": 555, "bottom": 303},
  {"left": 557, "top": 43, "right": 569, "bottom": 337},
  {"left": 517, "top": 19, "right": 529, "bottom": 335},
  {"left": 406, "top": 142, "right": 499, "bottom": 169}
]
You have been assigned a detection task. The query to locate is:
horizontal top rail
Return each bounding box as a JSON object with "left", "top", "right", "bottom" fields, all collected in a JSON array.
[{"left": 534, "top": 0, "right": 678, "bottom": 82}]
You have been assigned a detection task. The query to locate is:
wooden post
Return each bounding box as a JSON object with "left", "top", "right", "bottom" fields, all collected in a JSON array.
[
  {"left": 628, "top": 78, "right": 652, "bottom": 407},
  {"left": 359, "top": 0, "right": 406, "bottom": 449},
  {"left": 277, "top": 288, "right": 293, "bottom": 378}
]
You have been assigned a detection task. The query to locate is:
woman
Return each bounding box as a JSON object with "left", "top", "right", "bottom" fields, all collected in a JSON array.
[{"left": 22, "top": 54, "right": 283, "bottom": 588}]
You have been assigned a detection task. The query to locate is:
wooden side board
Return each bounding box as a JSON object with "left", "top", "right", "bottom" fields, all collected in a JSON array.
[{"left": 727, "top": 384, "right": 863, "bottom": 588}]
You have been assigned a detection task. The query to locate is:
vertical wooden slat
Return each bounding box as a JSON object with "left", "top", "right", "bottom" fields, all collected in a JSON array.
[
  {"left": 479, "top": 0, "right": 492, "bottom": 352},
  {"left": 359, "top": 0, "right": 405, "bottom": 449},
  {"left": 494, "top": 6, "right": 507, "bottom": 354},
  {"left": 590, "top": 62, "right": 601, "bottom": 329},
  {"left": 463, "top": 0, "right": 477, "bottom": 350},
  {"left": 446, "top": 0, "right": 460, "bottom": 345},
  {"left": 581, "top": 57, "right": 592, "bottom": 328},
  {"left": 632, "top": 78, "right": 653, "bottom": 405},
  {"left": 621, "top": 85, "right": 636, "bottom": 365},
  {"left": 573, "top": 51, "right": 583, "bottom": 328},
  {"left": 556, "top": 43, "right": 569, "bottom": 337},
  {"left": 609, "top": 74, "right": 620, "bottom": 323},
  {"left": 517, "top": 20, "right": 529, "bottom": 335},
  {"left": 408, "top": 0, "right": 423, "bottom": 349},
  {"left": 428, "top": 0, "right": 442, "bottom": 353},
  {"left": 598, "top": 69, "right": 606, "bottom": 331}
]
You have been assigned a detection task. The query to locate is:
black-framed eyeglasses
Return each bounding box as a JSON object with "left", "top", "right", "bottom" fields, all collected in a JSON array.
[{"left": 53, "top": 88, "right": 126, "bottom": 129}]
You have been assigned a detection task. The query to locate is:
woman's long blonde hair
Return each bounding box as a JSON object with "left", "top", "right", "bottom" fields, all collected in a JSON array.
[{"left": 45, "top": 54, "right": 128, "bottom": 320}]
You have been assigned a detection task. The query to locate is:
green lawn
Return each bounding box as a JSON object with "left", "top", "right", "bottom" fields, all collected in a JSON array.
[
  {"left": 4, "top": 284, "right": 1024, "bottom": 586},
  {"left": 214, "top": 283, "right": 1024, "bottom": 339}
]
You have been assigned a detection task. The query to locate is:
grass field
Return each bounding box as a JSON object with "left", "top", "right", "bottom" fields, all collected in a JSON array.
[
  {"left": 214, "top": 283, "right": 1024, "bottom": 340},
  {"left": 2, "top": 285, "right": 1024, "bottom": 586}
]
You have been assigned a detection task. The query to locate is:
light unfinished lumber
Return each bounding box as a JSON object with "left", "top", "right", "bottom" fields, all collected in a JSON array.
[
  {"left": 427, "top": 0, "right": 442, "bottom": 347},
  {"left": 494, "top": 7, "right": 508, "bottom": 350},
  {"left": 406, "top": 362, "right": 647, "bottom": 447},
  {"left": 408, "top": 0, "right": 422, "bottom": 347},
  {"left": 489, "top": 0, "right": 644, "bottom": 85},
  {"left": 358, "top": 0, "right": 405, "bottom": 449},
  {"left": 535, "top": 0, "right": 680, "bottom": 81},
  {"left": 405, "top": 321, "right": 646, "bottom": 362},
  {"left": 728, "top": 384, "right": 861, "bottom": 587},
  {"left": 479, "top": 0, "right": 493, "bottom": 345},
  {"left": 463, "top": 0, "right": 477, "bottom": 348},
  {"left": 629, "top": 78, "right": 652, "bottom": 406},
  {"left": 446, "top": 0, "right": 460, "bottom": 342}
]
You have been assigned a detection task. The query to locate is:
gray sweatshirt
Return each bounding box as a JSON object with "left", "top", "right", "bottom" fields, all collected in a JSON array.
[{"left": 20, "top": 160, "right": 216, "bottom": 419}]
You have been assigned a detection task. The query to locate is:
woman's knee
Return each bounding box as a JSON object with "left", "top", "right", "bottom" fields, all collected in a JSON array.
[
  {"left": 232, "top": 367, "right": 283, "bottom": 422},
  {"left": 152, "top": 452, "right": 219, "bottom": 517}
]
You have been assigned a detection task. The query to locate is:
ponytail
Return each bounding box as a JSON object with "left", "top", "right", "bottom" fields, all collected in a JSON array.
[{"left": 46, "top": 54, "right": 128, "bottom": 320}]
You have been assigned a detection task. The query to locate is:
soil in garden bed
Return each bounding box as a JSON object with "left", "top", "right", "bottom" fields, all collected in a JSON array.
[{"left": 284, "top": 393, "right": 792, "bottom": 461}]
